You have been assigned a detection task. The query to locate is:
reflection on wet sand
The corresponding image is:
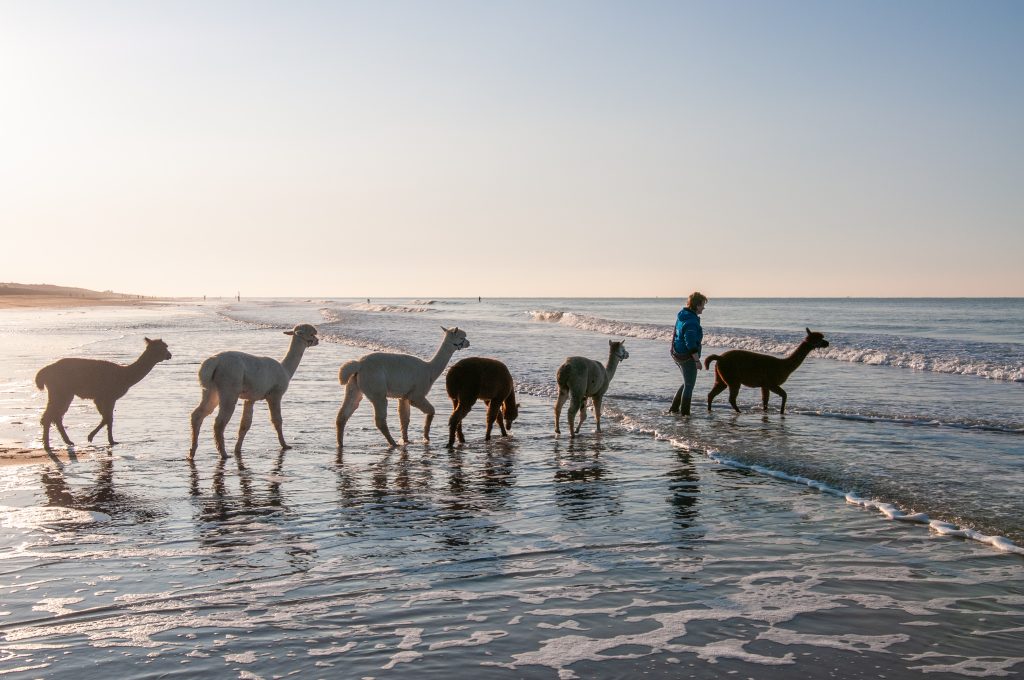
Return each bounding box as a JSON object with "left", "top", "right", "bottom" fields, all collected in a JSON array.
[
  {"left": 40, "top": 453, "right": 162, "bottom": 524},
  {"left": 552, "top": 437, "right": 622, "bottom": 522},
  {"left": 187, "top": 452, "right": 316, "bottom": 571},
  {"left": 666, "top": 451, "right": 703, "bottom": 544}
]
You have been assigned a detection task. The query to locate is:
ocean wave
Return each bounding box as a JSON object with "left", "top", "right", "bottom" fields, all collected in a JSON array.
[
  {"left": 528, "top": 310, "right": 667, "bottom": 340},
  {"left": 612, "top": 417, "right": 1024, "bottom": 556},
  {"left": 794, "top": 409, "right": 1024, "bottom": 435},
  {"left": 348, "top": 302, "right": 436, "bottom": 314},
  {"left": 528, "top": 310, "right": 1024, "bottom": 382}
]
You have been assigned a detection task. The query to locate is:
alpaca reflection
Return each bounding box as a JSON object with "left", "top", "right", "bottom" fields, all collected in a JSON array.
[
  {"left": 40, "top": 456, "right": 161, "bottom": 524},
  {"left": 552, "top": 439, "right": 622, "bottom": 522}
]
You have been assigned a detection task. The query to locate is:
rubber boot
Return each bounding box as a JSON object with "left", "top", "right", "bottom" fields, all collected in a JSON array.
[
  {"left": 680, "top": 396, "right": 692, "bottom": 417},
  {"left": 669, "top": 386, "right": 684, "bottom": 414}
]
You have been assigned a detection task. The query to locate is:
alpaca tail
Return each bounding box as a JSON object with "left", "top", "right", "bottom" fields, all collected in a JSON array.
[
  {"left": 703, "top": 355, "right": 720, "bottom": 370},
  {"left": 555, "top": 362, "right": 571, "bottom": 389},
  {"left": 34, "top": 365, "right": 50, "bottom": 390},
  {"left": 197, "top": 357, "right": 219, "bottom": 388},
  {"left": 339, "top": 360, "right": 361, "bottom": 384}
]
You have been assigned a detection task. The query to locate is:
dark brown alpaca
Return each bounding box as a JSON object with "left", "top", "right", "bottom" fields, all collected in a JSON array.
[
  {"left": 704, "top": 328, "right": 829, "bottom": 415},
  {"left": 35, "top": 338, "right": 172, "bottom": 451},
  {"left": 445, "top": 357, "right": 519, "bottom": 447}
]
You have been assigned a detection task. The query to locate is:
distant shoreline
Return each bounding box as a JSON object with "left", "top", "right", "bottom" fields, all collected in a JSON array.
[{"left": 0, "top": 282, "right": 165, "bottom": 310}]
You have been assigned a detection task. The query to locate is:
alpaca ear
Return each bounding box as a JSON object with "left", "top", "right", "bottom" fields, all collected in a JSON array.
[
  {"left": 144, "top": 337, "right": 152, "bottom": 344},
  {"left": 284, "top": 330, "right": 295, "bottom": 335},
  {"left": 806, "top": 327, "right": 811, "bottom": 335},
  {"left": 441, "top": 326, "right": 449, "bottom": 333}
]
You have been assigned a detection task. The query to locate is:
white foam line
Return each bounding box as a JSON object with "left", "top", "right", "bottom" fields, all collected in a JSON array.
[
  {"left": 706, "top": 447, "right": 1024, "bottom": 556},
  {"left": 622, "top": 421, "right": 1024, "bottom": 557},
  {"left": 712, "top": 449, "right": 1024, "bottom": 556}
]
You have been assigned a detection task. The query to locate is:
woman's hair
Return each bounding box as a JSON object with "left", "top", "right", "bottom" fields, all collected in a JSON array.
[{"left": 687, "top": 291, "right": 708, "bottom": 309}]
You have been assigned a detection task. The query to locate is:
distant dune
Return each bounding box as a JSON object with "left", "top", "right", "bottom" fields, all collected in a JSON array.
[{"left": 0, "top": 282, "right": 161, "bottom": 309}]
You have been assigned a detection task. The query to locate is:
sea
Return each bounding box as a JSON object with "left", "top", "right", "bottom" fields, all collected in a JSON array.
[{"left": 0, "top": 297, "right": 1022, "bottom": 678}]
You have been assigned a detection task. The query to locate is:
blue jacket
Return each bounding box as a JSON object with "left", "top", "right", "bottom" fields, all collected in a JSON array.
[{"left": 672, "top": 307, "right": 703, "bottom": 357}]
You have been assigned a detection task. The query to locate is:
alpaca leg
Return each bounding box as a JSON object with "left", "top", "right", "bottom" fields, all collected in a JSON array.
[
  {"left": 87, "top": 400, "right": 116, "bottom": 445},
  {"left": 485, "top": 399, "right": 503, "bottom": 440},
  {"left": 495, "top": 402, "right": 508, "bottom": 438},
  {"left": 554, "top": 387, "right": 569, "bottom": 435},
  {"left": 398, "top": 399, "right": 412, "bottom": 444},
  {"left": 448, "top": 398, "right": 474, "bottom": 447},
  {"left": 213, "top": 398, "right": 238, "bottom": 457},
  {"left": 267, "top": 394, "right": 289, "bottom": 450},
  {"left": 727, "top": 385, "right": 742, "bottom": 413},
  {"left": 576, "top": 397, "right": 588, "bottom": 433},
  {"left": 408, "top": 395, "right": 435, "bottom": 442},
  {"left": 593, "top": 395, "right": 603, "bottom": 433},
  {"left": 707, "top": 380, "right": 727, "bottom": 411},
  {"left": 567, "top": 396, "right": 582, "bottom": 437},
  {"left": 769, "top": 386, "right": 787, "bottom": 415},
  {"left": 87, "top": 400, "right": 108, "bottom": 444},
  {"left": 761, "top": 387, "right": 770, "bottom": 411},
  {"left": 235, "top": 400, "right": 255, "bottom": 454},
  {"left": 42, "top": 391, "right": 75, "bottom": 450},
  {"left": 335, "top": 380, "right": 363, "bottom": 448},
  {"left": 189, "top": 388, "right": 219, "bottom": 458},
  {"left": 368, "top": 394, "right": 398, "bottom": 447}
]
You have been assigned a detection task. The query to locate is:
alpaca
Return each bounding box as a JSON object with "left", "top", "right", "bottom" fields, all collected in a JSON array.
[
  {"left": 445, "top": 357, "right": 519, "bottom": 447},
  {"left": 336, "top": 326, "right": 469, "bottom": 448},
  {"left": 189, "top": 324, "right": 319, "bottom": 458},
  {"left": 35, "top": 337, "right": 172, "bottom": 452},
  {"left": 705, "top": 328, "right": 829, "bottom": 414},
  {"left": 554, "top": 340, "right": 629, "bottom": 437}
]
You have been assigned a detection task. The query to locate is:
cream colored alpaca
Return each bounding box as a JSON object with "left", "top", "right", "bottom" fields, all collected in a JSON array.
[
  {"left": 189, "top": 324, "right": 319, "bottom": 458},
  {"left": 554, "top": 340, "right": 629, "bottom": 437},
  {"left": 336, "top": 326, "right": 469, "bottom": 448},
  {"left": 35, "top": 338, "right": 172, "bottom": 452}
]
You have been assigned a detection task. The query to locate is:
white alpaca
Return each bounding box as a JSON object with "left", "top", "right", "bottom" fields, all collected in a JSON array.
[
  {"left": 336, "top": 326, "right": 469, "bottom": 448},
  {"left": 189, "top": 324, "right": 319, "bottom": 458},
  {"left": 554, "top": 340, "right": 629, "bottom": 437}
]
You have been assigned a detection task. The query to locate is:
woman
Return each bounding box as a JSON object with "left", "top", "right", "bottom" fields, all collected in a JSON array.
[{"left": 670, "top": 291, "right": 707, "bottom": 416}]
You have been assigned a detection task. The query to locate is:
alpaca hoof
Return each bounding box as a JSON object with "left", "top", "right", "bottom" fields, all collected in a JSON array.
[{"left": 280, "top": 443, "right": 292, "bottom": 451}]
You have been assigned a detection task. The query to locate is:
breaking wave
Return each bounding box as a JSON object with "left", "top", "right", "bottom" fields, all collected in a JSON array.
[{"left": 529, "top": 310, "right": 1024, "bottom": 382}]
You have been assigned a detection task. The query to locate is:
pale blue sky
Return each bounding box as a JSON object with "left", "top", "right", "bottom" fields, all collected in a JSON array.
[{"left": 2, "top": 1, "right": 1022, "bottom": 297}]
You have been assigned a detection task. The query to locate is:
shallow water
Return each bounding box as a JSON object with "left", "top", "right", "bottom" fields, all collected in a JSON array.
[{"left": 1, "top": 300, "right": 1022, "bottom": 678}]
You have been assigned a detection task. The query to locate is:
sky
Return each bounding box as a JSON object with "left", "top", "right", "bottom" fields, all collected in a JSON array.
[{"left": 1, "top": 0, "right": 1022, "bottom": 298}]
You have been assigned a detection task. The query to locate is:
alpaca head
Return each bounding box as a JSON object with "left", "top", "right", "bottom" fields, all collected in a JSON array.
[
  {"left": 503, "top": 399, "right": 520, "bottom": 431},
  {"left": 441, "top": 326, "right": 470, "bottom": 351},
  {"left": 804, "top": 328, "right": 829, "bottom": 349},
  {"left": 285, "top": 324, "right": 319, "bottom": 347},
  {"left": 609, "top": 339, "right": 629, "bottom": 362},
  {"left": 143, "top": 337, "right": 172, "bottom": 362}
]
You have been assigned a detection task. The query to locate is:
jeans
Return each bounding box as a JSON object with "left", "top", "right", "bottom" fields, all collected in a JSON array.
[{"left": 671, "top": 353, "right": 698, "bottom": 413}]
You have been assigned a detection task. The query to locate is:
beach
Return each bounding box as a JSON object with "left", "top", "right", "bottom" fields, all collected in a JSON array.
[{"left": 1, "top": 298, "right": 1022, "bottom": 678}]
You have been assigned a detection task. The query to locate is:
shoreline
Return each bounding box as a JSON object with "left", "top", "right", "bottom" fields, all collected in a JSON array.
[{"left": 0, "top": 295, "right": 169, "bottom": 310}]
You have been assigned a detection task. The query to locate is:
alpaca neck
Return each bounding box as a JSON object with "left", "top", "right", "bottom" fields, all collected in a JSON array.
[
  {"left": 280, "top": 338, "right": 309, "bottom": 378},
  {"left": 784, "top": 341, "right": 816, "bottom": 372},
  {"left": 427, "top": 340, "right": 458, "bottom": 381},
  {"left": 123, "top": 352, "right": 161, "bottom": 387},
  {"left": 604, "top": 350, "right": 622, "bottom": 387}
]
